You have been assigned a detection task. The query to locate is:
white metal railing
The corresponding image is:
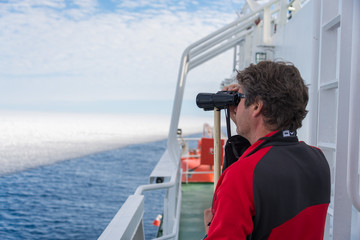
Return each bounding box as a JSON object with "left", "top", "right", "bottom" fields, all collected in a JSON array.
[
  {"left": 347, "top": 0, "right": 360, "bottom": 211},
  {"left": 98, "top": 195, "right": 145, "bottom": 240},
  {"left": 99, "top": 156, "right": 182, "bottom": 240}
]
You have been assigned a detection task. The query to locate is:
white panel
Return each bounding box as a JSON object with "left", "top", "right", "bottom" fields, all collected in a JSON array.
[
  {"left": 321, "top": 0, "right": 340, "bottom": 24},
  {"left": 271, "top": 1, "right": 315, "bottom": 143},
  {"left": 322, "top": 148, "right": 336, "bottom": 185},
  {"left": 318, "top": 88, "right": 338, "bottom": 144},
  {"left": 319, "top": 28, "right": 338, "bottom": 85}
]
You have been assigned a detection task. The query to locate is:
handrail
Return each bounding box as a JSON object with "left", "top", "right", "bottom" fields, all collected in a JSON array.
[
  {"left": 133, "top": 172, "right": 183, "bottom": 240},
  {"left": 135, "top": 174, "right": 177, "bottom": 195},
  {"left": 188, "top": 14, "right": 260, "bottom": 59},
  {"left": 99, "top": 167, "right": 182, "bottom": 240},
  {"left": 153, "top": 177, "right": 182, "bottom": 240},
  {"left": 188, "top": 28, "right": 253, "bottom": 71},
  {"left": 98, "top": 195, "right": 145, "bottom": 240},
  {"left": 347, "top": 105, "right": 360, "bottom": 212},
  {"left": 347, "top": 6, "right": 360, "bottom": 211}
]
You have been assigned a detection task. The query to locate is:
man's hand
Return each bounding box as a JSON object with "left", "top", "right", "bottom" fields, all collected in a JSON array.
[
  {"left": 222, "top": 83, "right": 241, "bottom": 123},
  {"left": 222, "top": 83, "right": 240, "bottom": 92}
]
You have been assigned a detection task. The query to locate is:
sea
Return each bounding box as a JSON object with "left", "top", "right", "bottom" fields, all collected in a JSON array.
[{"left": 0, "top": 111, "right": 212, "bottom": 239}]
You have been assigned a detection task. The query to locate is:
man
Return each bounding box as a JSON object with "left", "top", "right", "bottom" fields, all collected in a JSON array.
[{"left": 204, "top": 61, "right": 331, "bottom": 239}]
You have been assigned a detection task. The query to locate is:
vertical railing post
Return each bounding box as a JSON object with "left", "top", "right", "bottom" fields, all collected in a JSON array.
[
  {"left": 279, "top": 0, "right": 289, "bottom": 26},
  {"left": 162, "top": 172, "right": 178, "bottom": 237},
  {"left": 263, "top": 6, "right": 272, "bottom": 44}
]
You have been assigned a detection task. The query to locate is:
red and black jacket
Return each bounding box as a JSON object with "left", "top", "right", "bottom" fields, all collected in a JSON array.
[{"left": 206, "top": 130, "right": 331, "bottom": 240}]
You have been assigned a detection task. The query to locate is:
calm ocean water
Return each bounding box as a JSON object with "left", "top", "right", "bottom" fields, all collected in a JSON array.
[{"left": 0, "top": 139, "right": 167, "bottom": 239}]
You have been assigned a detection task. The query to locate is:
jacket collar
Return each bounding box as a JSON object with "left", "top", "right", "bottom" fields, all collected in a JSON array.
[{"left": 241, "top": 130, "right": 298, "bottom": 159}]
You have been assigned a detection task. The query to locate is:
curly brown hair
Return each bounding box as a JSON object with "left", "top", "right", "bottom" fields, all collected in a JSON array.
[{"left": 236, "top": 61, "right": 308, "bottom": 131}]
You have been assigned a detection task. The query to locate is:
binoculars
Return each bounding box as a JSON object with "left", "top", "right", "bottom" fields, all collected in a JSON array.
[{"left": 196, "top": 91, "right": 243, "bottom": 111}]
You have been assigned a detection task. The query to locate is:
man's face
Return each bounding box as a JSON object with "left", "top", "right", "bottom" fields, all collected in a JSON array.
[{"left": 233, "top": 87, "right": 251, "bottom": 139}]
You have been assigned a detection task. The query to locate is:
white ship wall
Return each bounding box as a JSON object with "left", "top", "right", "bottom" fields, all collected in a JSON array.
[{"left": 272, "top": 0, "right": 315, "bottom": 144}]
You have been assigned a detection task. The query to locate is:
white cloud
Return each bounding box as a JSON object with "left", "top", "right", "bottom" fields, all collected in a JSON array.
[
  {"left": 0, "top": 0, "right": 243, "bottom": 107},
  {"left": 0, "top": 110, "right": 214, "bottom": 175}
]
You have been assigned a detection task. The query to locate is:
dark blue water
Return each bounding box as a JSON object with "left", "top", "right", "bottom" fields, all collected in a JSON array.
[{"left": 0, "top": 139, "right": 167, "bottom": 239}]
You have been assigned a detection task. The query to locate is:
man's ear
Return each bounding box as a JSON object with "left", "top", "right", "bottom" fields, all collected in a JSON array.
[{"left": 252, "top": 98, "right": 263, "bottom": 118}]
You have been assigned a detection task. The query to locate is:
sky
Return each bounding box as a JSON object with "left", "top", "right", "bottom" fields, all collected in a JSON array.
[{"left": 0, "top": 0, "right": 245, "bottom": 115}]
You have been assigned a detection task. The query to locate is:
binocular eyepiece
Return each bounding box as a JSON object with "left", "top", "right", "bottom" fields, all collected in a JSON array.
[{"left": 196, "top": 91, "right": 243, "bottom": 111}]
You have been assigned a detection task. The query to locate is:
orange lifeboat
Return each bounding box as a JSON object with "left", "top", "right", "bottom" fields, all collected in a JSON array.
[{"left": 181, "top": 138, "right": 225, "bottom": 183}]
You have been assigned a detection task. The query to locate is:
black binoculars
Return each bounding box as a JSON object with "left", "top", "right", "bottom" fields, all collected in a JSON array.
[{"left": 196, "top": 91, "right": 244, "bottom": 111}]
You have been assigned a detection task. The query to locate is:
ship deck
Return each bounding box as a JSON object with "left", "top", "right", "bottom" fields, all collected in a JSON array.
[{"left": 179, "top": 183, "right": 214, "bottom": 240}]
